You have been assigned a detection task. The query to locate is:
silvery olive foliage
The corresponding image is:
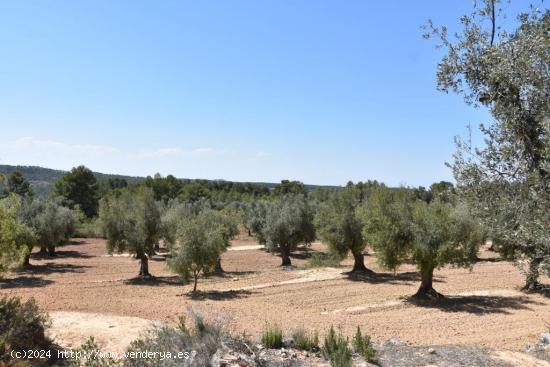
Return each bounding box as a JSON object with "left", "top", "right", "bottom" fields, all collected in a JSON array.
[
  {"left": 315, "top": 189, "right": 369, "bottom": 272},
  {"left": 99, "top": 187, "right": 162, "bottom": 277},
  {"left": 18, "top": 198, "right": 77, "bottom": 256},
  {"left": 426, "top": 0, "right": 550, "bottom": 289},
  {"left": 262, "top": 195, "right": 315, "bottom": 266},
  {"left": 167, "top": 210, "right": 235, "bottom": 293}
]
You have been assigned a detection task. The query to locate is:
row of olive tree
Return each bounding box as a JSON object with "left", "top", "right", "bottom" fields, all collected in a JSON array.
[
  {"left": 240, "top": 186, "right": 486, "bottom": 299},
  {"left": 98, "top": 188, "right": 238, "bottom": 292},
  {"left": 0, "top": 173, "right": 78, "bottom": 275}
]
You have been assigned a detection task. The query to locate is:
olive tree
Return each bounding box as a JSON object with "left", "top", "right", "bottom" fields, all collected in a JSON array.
[
  {"left": 363, "top": 186, "right": 485, "bottom": 298},
  {"left": 209, "top": 211, "right": 238, "bottom": 273},
  {"left": 18, "top": 199, "right": 77, "bottom": 258},
  {"left": 315, "top": 190, "right": 371, "bottom": 272},
  {"left": 426, "top": 1, "right": 550, "bottom": 289},
  {"left": 242, "top": 200, "right": 270, "bottom": 244},
  {"left": 360, "top": 186, "right": 414, "bottom": 273},
  {"left": 160, "top": 199, "right": 207, "bottom": 250},
  {"left": 167, "top": 210, "right": 228, "bottom": 293},
  {"left": 99, "top": 188, "right": 161, "bottom": 278},
  {"left": 262, "top": 195, "right": 315, "bottom": 266},
  {"left": 409, "top": 200, "right": 485, "bottom": 298}
]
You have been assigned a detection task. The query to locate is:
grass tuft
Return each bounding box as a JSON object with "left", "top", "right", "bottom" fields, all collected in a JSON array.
[{"left": 261, "top": 324, "right": 284, "bottom": 349}]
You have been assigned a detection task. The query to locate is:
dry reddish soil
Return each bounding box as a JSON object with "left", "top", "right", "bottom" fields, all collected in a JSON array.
[{"left": 1, "top": 236, "right": 549, "bottom": 356}]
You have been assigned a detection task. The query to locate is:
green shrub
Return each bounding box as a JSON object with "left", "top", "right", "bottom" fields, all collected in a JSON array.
[
  {"left": 321, "top": 326, "right": 352, "bottom": 367},
  {"left": 261, "top": 324, "right": 283, "bottom": 349},
  {"left": 352, "top": 327, "right": 376, "bottom": 362},
  {"left": 292, "top": 328, "right": 319, "bottom": 351},
  {"left": 307, "top": 253, "right": 341, "bottom": 268},
  {"left": 0, "top": 296, "right": 55, "bottom": 365},
  {"left": 70, "top": 336, "right": 120, "bottom": 367}
]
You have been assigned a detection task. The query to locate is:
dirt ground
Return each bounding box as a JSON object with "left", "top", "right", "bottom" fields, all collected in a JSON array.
[{"left": 1, "top": 236, "right": 549, "bottom": 357}]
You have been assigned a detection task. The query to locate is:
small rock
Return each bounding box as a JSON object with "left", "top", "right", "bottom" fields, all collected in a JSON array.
[
  {"left": 540, "top": 332, "right": 550, "bottom": 344},
  {"left": 427, "top": 347, "right": 436, "bottom": 355}
]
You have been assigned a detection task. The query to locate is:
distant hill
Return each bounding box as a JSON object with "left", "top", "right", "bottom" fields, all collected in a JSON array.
[{"left": 0, "top": 165, "right": 340, "bottom": 198}]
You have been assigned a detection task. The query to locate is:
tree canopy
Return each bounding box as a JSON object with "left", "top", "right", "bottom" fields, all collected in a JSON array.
[
  {"left": 167, "top": 210, "right": 231, "bottom": 293},
  {"left": 315, "top": 190, "right": 370, "bottom": 272},
  {"left": 263, "top": 195, "right": 315, "bottom": 266},
  {"left": 362, "top": 186, "right": 485, "bottom": 298},
  {"left": 0, "top": 196, "right": 32, "bottom": 274},
  {"left": 54, "top": 166, "right": 99, "bottom": 218},
  {"left": 4, "top": 172, "right": 33, "bottom": 199},
  {"left": 427, "top": 0, "right": 550, "bottom": 289},
  {"left": 99, "top": 187, "right": 161, "bottom": 277}
]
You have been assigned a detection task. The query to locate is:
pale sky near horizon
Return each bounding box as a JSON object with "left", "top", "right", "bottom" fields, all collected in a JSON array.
[{"left": 0, "top": 1, "right": 532, "bottom": 186}]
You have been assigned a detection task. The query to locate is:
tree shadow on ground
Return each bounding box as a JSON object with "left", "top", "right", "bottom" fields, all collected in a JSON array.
[
  {"left": 22, "top": 262, "right": 92, "bottom": 275},
  {"left": 346, "top": 270, "right": 448, "bottom": 286},
  {"left": 525, "top": 285, "right": 550, "bottom": 298},
  {"left": 123, "top": 275, "right": 184, "bottom": 286},
  {"left": 184, "top": 289, "right": 255, "bottom": 300},
  {"left": 216, "top": 270, "right": 257, "bottom": 278},
  {"left": 289, "top": 251, "right": 318, "bottom": 260},
  {"left": 474, "top": 256, "right": 504, "bottom": 263},
  {"left": 0, "top": 276, "right": 54, "bottom": 289},
  {"left": 30, "top": 250, "right": 93, "bottom": 260},
  {"left": 406, "top": 294, "right": 543, "bottom": 314},
  {"left": 345, "top": 271, "right": 435, "bottom": 285},
  {"left": 150, "top": 254, "right": 171, "bottom": 261},
  {"left": 68, "top": 239, "right": 88, "bottom": 246}
]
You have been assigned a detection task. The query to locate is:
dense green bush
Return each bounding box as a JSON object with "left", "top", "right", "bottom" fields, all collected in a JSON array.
[
  {"left": 0, "top": 296, "right": 55, "bottom": 365},
  {"left": 321, "top": 326, "right": 351, "bottom": 367},
  {"left": 352, "top": 327, "right": 376, "bottom": 362},
  {"left": 261, "top": 324, "right": 283, "bottom": 349},
  {"left": 0, "top": 196, "right": 33, "bottom": 272},
  {"left": 292, "top": 328, "right": 319, "bottom": 351}
]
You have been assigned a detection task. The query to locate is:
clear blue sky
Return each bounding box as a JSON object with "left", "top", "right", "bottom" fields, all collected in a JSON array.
[{"left": 0, "top": 1, "right": 525, "bottom": 186}]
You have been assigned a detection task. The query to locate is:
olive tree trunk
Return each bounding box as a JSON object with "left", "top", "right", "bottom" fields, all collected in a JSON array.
[
  {"left": 413, "top": 267, "right": 442, "bottom": 299},
  {"left": 193, "top": 273, "right": 198, "bottom": 293},
  {"left": 23, "top": 253, "right": 31, "bottom": 267},
  {"left": 524, "top": 257, "right": 542, "bottom": 291},
  {"left": 351, "top": 251, "right": 373, "bottom": 273},
  {"left": 47, "top": 246, "right": 56, "bottom": 256},
  {"left": 138, "top": 255, "right": 151, "bottom": 277},
  {"left": 214, "top": 258, "right": 224, "bottom": 273},
  {"left": 280, "top": 244, "right": 292, "bottom": 266}
]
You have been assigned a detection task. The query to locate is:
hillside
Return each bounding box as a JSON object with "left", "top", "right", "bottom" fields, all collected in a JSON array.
[{"left": 0, "top": 164, "right": 339, "bottom": 197}]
